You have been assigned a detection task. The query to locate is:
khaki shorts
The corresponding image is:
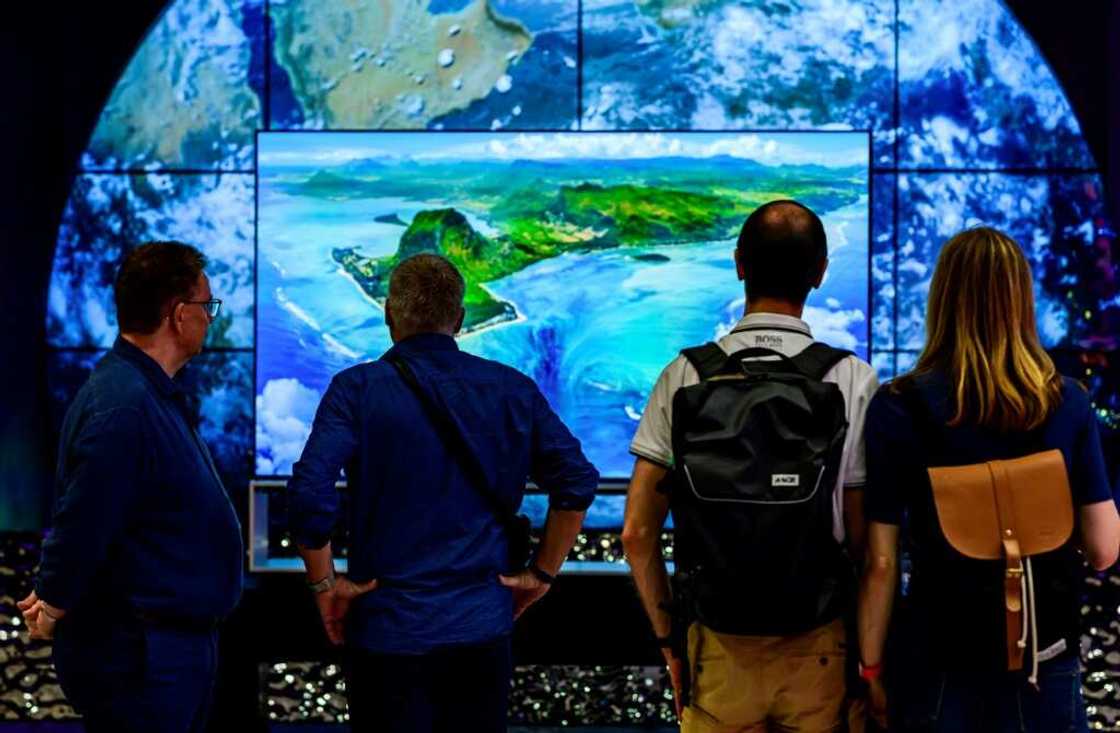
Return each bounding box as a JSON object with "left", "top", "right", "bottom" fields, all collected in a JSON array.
[{"left": 681, "top": 618, "right": 847, "bottom": 733}]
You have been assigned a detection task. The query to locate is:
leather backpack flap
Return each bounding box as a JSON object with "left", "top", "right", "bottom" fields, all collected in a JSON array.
[
  {"left": 926, "top": 449, "right": 1073, "bottom": 559},
  {"left": 927, "top": 449, "right": 1075, "bottom": 672},
  {"left": 927, "top": 462, "right": 1003, "bottom": 560},
  {"left": 999, "top": 449, "right": 1074, "bottom": 555}
]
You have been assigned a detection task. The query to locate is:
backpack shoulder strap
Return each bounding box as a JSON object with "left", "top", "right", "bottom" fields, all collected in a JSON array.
[
  {"left": 681, "top": 342, "right": 729, "bottom": 381},
  {"left": 790, "top": 342, "right": 853, "bottom": 381}
]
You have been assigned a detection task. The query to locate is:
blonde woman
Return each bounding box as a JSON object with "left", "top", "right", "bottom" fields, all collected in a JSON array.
[{"left": 857, "top": 227, "right": 1120, "bottom": 732}]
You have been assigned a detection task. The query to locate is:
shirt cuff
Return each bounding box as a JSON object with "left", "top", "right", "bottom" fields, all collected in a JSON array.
[
  {"left": 629, "top": 444, "right": 672, "bottom": 468},
  {"left": 547, "top": 491, "right": 596, "bottom": 512},
  {"left": 291, "top": 527, "right": 333, "bottom": 551},
  {"left": 34, "top": 578, "right": 73, "bottom": 613}
]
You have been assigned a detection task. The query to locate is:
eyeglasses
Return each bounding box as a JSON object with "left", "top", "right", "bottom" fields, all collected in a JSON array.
[{"left": 181, "top": 299, "right": 223, "bottom": 320}]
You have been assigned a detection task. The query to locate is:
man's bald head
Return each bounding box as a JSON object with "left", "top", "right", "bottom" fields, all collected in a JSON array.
[{"left": 735, "top": 200, "right": 828, "bottom": 305}]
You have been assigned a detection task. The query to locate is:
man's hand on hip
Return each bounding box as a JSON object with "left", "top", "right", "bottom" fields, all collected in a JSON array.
[
  {"left": 498, "top": 569, "right": 550, "bottom": 620},
  {"left": 314, "top": 577, "right": 378, "bottom": 646}
]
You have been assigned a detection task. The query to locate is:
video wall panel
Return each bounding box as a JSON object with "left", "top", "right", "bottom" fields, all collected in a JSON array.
[
  {"left": 580, "top": 0, "right": 896, "bottom": 165},
  {"left": 84, "top": 0, "right": 266, "bottom": 171},
  {"left": 255, "top": 130, "right": 870, "bottom": 477},
  {"left": 894, "top": 174, "right": 1112, "bottom": 351},
  {"left": 48, "top": 174, "right": 255, "bottom": 349},
  {"left": 268, "top": 0, "right": 579, "bottom": 131},
  {"left": 897, "top": 0, "right": 1096, "bottom": 169}
]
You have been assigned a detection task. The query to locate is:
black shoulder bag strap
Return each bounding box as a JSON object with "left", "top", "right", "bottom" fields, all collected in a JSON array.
[
  {"left": 681, "top": 342, "right": 729, "bottom": 380},
  {"left": 790, "top": 342, "right": 853, "bottom": 381},
  {"left": 385, "top": 353, "right": 532, "bottom": 570}
]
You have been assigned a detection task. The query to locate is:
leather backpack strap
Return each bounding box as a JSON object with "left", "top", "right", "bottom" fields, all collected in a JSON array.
[{"left": 989, "top": 460, "right": 1026, "bottom": 671}]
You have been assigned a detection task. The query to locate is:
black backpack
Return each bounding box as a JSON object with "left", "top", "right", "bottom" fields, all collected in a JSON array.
[{"left": 669, "top": 342, "right": 853, "bottom": 636}]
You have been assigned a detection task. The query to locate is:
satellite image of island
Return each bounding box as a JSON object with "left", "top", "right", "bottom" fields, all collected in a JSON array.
[{"left": 255, "top": 131, "right": 869, "bottom": 476}]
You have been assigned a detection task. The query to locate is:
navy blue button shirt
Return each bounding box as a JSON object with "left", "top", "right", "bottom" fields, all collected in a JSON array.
[
  {"left": 288, "top": 333, "right": 598, "bottom": 654},
  {"left": 36, "top": 338, "right": 243, "bottom": 624},
  {"left": 865, "top": 373, "right": 1115, "bottom": 526}
]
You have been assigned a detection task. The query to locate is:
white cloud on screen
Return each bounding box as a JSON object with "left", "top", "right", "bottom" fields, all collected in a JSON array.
[
  {"left": 258, "top": 147, "right": 395, "bottom": 165},
  {"left": 802, "top": 305, "right": 866, "bottom": 352},
  {"left": 260, "top": 132, "right": 867, "bottom": 168},
  {"left": 456, "top": 133, "right": 861, "bottom": 166},
  {"left": 255, "top": 378, "right": 321, "bottom": 476}
]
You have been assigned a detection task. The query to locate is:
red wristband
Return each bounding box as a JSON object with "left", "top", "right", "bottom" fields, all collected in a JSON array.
[{"left": 859, "top": 661, "right": 883, "bottom": 681}]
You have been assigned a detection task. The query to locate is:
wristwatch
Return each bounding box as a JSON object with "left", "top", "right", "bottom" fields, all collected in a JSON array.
[
  {"left": 307, "top": 572, "right": 336, "bottom": 594},
  {"left": 529, "top": 563, "right": 556, "bottom": 585}
]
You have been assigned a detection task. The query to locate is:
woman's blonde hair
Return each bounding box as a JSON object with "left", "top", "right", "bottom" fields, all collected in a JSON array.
[{"left": 896, "top": 226, "right": 1062, "bottom": 431}]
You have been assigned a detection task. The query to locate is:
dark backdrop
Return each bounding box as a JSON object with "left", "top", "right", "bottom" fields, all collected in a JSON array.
[{"left": 3, "top": 1, "right": 1118, "bottom": 523}]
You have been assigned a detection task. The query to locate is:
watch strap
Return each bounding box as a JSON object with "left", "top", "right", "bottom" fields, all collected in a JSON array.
[
  {"left": 529, "top": 564, "right": 556, "bottom": 585},
  {"left": 307, "top": 573, "right": 336, "bottom": 594}
]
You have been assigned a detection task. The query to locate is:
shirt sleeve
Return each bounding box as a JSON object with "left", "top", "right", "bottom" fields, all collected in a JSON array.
[
  {"left": 36, "top": 407, "right": 146, "bottom": 610},
  {"left": 529, "top": 385, "right": 598, "bottom": 511},
  {"left": 1068, "top": 385, "right": 1112, "bottom": 507},
  {"left": 841, "top": 360, "right": 879, "bottom": 488},
  {"left": 629, "top": 359, "right": 687, "bottom": 468},
  {"left": 288, "top": 374, "right": 360, "bottom": 549},
  {"left": 863, "top": 386, "right": 915, "bottom": 526}
]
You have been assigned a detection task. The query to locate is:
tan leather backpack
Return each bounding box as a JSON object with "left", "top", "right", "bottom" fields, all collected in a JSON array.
[{"left": 927, "top": 449, "right": 1073, "bottom": 684}]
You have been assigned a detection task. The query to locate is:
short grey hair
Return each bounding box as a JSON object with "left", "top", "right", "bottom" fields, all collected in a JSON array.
[{"left": 387, "top": 254, "right": 465, "bottom": 333}]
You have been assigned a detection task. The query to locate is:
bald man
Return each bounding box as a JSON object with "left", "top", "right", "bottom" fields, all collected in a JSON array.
[{"left": 622, "top": 201, "right": 878, "bottom": 732}]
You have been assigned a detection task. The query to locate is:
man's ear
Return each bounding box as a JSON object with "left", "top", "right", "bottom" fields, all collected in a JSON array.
[
  {"left": 734, "top": 248, "right": 746, "bottom": 282},
  {"left": 168, "top": 301, "right": 186, "bottom": 334},
  {"left": 385, "top": 302, "right": 395, "bottom": 330},
  {"left": 453, "top": 307, "right": 465, "bottom": 336},
  {"left": 811, "top": 257, "right": 829, "bottom": 290}
]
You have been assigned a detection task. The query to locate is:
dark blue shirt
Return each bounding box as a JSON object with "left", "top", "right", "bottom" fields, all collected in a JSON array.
[
  {"left": 36, "top": 338, "right": 243, "bottom": 625},
  {"left": 288, "top": 334, "right": 598, "bottom": 654},
  {"left": 865, "top": 373, "right": 1114, "bottom": 525}
]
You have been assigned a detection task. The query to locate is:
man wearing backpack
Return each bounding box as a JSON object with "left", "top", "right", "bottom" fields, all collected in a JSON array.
[{"left": 622, "top": 200, "right": 878, "bottom": 732}]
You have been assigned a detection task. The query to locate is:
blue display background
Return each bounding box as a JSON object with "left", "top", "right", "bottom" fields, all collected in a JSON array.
[{"left": 41, "top": 0, "right": 1119, "bottom": 529}]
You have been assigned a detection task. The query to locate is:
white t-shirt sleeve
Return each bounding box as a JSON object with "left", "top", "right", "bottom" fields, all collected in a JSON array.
[
  {"left": 841, "top": 358, "right": 879, "bottom": 488},
  {"left": 629, "top": 357, "right": 690, "bottom": 467}
]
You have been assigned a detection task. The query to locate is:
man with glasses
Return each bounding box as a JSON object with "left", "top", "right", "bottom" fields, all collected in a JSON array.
[{"left": 19, "top": 241, "right": 242, "bottom": 732}]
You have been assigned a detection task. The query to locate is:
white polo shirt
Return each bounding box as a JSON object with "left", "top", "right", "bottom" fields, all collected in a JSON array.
[{"left": 630, "top": 312, "right": 879, "bottom": 542}]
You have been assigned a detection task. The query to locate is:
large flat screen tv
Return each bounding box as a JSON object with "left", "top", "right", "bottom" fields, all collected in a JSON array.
[{"left": 254, "top": 131, "right": 870, "bottom": 478}]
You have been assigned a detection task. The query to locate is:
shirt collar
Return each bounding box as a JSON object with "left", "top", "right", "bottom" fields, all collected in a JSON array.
[
  {"left": 729, "top": 311, "right": 813, "bottom": 337},
  {"left": 389, "top": 332, "right": 460, "bottom": 354},
  {"left": 111, "top": 336, "right": 182, "bottom": 398}
]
